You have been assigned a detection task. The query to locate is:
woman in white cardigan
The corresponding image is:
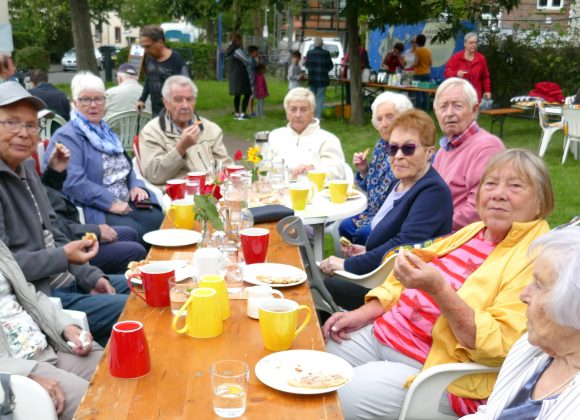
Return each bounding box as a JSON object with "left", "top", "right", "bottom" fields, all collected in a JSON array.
[{"left": 462, "top": 228, "right": 580, "bottom": 419}]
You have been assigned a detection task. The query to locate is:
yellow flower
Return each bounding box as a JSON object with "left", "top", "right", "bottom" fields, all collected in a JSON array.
[{"left": 247, "top": 146, "right": 262, "bottom": 164}]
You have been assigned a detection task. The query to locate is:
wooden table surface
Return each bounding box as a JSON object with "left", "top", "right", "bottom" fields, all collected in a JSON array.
[{"left": 74, "top": 220, "right": 343, "bottom": 419}]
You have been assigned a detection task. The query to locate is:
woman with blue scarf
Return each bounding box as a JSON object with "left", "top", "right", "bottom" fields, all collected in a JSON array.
[{"left": 48, "top": 72, "right": 163, "bottom": 245}]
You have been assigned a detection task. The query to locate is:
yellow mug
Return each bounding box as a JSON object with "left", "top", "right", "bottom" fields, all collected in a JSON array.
[
  {"left": 289, "top": 183, "right": 315, "bottom": 211},
  {"left": 167, "top": 198, "right": 195, "bottom": 229},
  {"left": 329, "top": 180, "right": 349, "bottom": 204},
  {"left": 199, "top": 274, "right": 230, "bottom": 320},
  {"left": 172, "top": 287, "right": 223, "bottom": 338},
  {"left": 258, "top": 298, "right": 311, "bottom": 351},
  {"left": 307, "top": 170, "right": 326, "bottom": 192}
]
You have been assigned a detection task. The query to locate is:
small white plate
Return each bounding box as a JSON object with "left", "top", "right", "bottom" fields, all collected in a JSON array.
[
  {"left": 143, "top": 229, "right": 201, "bottom": 247},
  {"left": 126, "top": 260, "right": 190, "bottom": 285},
  {"left": 255, "top": 350, "right": 353, "bottom": 395},
  {"left": 242, "top": 263, "right": 307, "bottom": 288},
  {"left": 321, "top": 189, "right": 363, "bottom": 201}
]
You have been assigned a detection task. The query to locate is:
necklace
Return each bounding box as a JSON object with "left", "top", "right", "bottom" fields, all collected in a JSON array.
[{"left": 535, "top": 361, "right": 578, "bottom": 401}]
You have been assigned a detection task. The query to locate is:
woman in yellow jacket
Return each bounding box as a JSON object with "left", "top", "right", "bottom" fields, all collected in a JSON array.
[{"left": 324, "top": 149, "right": 554, "bottom": 419}]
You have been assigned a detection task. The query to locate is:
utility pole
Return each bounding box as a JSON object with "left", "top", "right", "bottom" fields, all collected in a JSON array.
[{"left": 0, "top": 0, "right": 13, "bottom": 55}]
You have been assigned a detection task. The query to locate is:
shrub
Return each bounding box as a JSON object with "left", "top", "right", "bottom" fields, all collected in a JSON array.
[
  {"left": 167, "top": 41, "right": 215, "bottom": 80},
  {"left": 14, "top": 46, "right": 50, "bottom": 71}
]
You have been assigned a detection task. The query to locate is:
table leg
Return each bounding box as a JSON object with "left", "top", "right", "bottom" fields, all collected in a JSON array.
[
  {"left": 312, "top": 223, "right": 325, "bottom": 262},
  {"left": 340, "top": 82, "right": 345, "bottom": 119},
  {"left": 498, "top": 116, "right": 506, "bottom": 139}
]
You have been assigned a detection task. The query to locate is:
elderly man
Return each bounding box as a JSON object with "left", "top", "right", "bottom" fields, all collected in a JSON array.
[
  {"left": 28, "top": 69, "right": 71, "bottom": 120},
  {"left": 305, "top": 37, "right": 334, "bottom": 119},
  {"left": 105, "top": 63, "right": 151, "bottom": 119},
  {"left": 0, "top": 81, "right": 128, "bottom": 347},
  {"left": 432, "top": 77, "right": 504, "bottom": 231},
  {"left": 139, "top": 75, "right": 232, "bottom": 186}
]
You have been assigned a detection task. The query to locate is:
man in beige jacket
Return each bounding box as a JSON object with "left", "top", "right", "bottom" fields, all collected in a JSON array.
[{"left": 139, "top": 75, "right": 232, "bottom": 186}]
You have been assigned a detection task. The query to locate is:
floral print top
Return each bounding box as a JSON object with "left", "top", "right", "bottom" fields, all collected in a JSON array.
[
  {"left": 351, "top": 138, "right": 396, "bottom": 230},
  {"left": 102, "top": 152, "right": 131, "bottom": 202},
  {"left": 0, "top": 272, "right": 47, "bottom": 359}
]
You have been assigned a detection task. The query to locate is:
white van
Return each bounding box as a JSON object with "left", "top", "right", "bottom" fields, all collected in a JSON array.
[{"left": 301, "top": 38, "right": 344, "bottom": 79}]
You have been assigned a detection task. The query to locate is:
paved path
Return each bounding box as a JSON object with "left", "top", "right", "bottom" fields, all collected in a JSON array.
[{"left": 222, "top": 134, "right": 249, "bottom": 155}]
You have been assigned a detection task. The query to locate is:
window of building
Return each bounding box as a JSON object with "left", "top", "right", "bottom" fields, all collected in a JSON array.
[
  {"left": 115, "top": 27, "right": 121, "bottom": 43},
  {"left": 537, "top": 0, "right": 563, "bottom": 9},
  {"left": 95, "top": 22, "right": 102, "bottom": 42}
]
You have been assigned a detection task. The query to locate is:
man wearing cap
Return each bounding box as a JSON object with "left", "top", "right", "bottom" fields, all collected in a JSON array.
[
  {"left": 105, "top": 63, "right": 151, "bottom": 119},
  {"left": 0, "top": 81, "right": 129, "bottom": 348}
]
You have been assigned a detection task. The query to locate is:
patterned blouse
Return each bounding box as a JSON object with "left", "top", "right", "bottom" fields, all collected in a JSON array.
[
  {"left": 102, "top": 152, "right": 131, "bottom": 202},
  {"left": 351, "top": 138, "right": 396, "bottom": 231}
]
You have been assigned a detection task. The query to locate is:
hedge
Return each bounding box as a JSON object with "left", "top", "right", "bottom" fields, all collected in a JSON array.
[{"left": 14, "top": 46, "right": 50, "bottom": 72}]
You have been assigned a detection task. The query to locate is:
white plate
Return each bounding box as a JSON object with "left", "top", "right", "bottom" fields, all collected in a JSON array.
[
  {"left": 242, "top": 263, "right": 307, "bottom": 288},
  {"left": 255, "top": 350, "right": 353, "bottom": 395},
  {"left": 126, "top": 260, "right": 190, "bottom": 285},
  {"left": 142, "top": 229, "right": 201, "bottom": 247},
  {"left": 321, "top": 189, "right": 363, "bottom": 201}
]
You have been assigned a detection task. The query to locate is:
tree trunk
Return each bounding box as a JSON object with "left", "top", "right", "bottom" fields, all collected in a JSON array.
[
  {"left": 206, "top": 16, "right": 216, "bottom": 44},
  {"left": 346, "top": 3, "right": 364, "bottom": 126},
  {"left": 69, "top": 0, "right": 98, "bottom": 74}
]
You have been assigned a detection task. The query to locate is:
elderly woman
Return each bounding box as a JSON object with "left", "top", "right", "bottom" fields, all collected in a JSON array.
[
  {"left": 461, "top": 228, "right": 580, "bottom": 419},
  {"left": 268, "top": 87, "right": 346, "bottom": 180},
  {"left": 48, "top": 72, "right": 163, "bottom": 244},
  {"left": 320, "top": 109, "right": 453, "bottom": 310},
  {"left": 324, "top": 149, "right": 553, "bottom": 419},
  {"left": 339, "top": 91, "right": 413, "bottom": 245}
]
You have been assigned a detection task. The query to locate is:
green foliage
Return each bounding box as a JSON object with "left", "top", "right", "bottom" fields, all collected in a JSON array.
[
  {"left": 194, "top": 194, "right": 224, "bottom": 231},
  {"left": 14, "top": 47, "right": 50, "bottom": 71},
  {"left": 116, "top": 0, "right": 172, "bottom": 27},
  {"left": 116, "top": 46, "right": 130, "bottom": 66},
  {"left": 166, "top": 41, "right": 215, "bottom": 80}
]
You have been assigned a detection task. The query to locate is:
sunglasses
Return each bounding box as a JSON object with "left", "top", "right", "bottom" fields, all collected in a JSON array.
[{"left": 386, "top": 143, "right": 419, "bottom": 157}]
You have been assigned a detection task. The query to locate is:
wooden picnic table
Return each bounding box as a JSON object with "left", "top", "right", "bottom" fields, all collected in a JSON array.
[
  {"left": 73, "top": 219, "right": 343, "bottom": 419},
  {"left": 480, "top": 108, "right": 525, "bottom": 139}
]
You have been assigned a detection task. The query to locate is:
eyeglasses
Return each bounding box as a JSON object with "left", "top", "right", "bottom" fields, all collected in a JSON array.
[
  {"left": 0, "top": 119, "right": 41, "bottom": 135},
  {"left": 77, "top": 96, "right": 106, "bottom": 106},
  {"left": 386, "top": 143, "right": 419, "bottom": 157}
]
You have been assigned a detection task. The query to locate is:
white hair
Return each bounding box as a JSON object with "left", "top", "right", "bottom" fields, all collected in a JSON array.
[
  {"left": 283, "top": 87, "right": 316, "bottom": 114},
  {"left": 528, "top": 227, "right": 580, "bottom": 329},
  {"left": 161, "top": 75, "right": 198, "bottom": 100},
  {"left": 464, "top": 32, "right": 478, "bottom": 43},
  {"left": 433, "top": 77, "right": 479, "bottom": 111},
  {"left": 71, "top": 72, "right": 105, "bottom": 100},
  {"left": 371, "top": 92, "right": 413, "bottom": 129},
  {"left": 314, "top": 37, "right": 323, "bottom": 48}
]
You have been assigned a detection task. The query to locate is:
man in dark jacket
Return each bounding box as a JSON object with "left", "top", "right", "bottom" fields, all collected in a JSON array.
[
  {"left": 305, "top": 37, "right": 334, "bottom": 119},
  {"left": 28, "top": 69, "right": 71, "bottom": 120}
]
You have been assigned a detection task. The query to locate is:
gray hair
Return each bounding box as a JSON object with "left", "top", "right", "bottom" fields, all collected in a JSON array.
[
  {"left": 371, "top": 92, "right": 413, "bottom": 129},
  {"left": 434, "top": 77, "right": 479, "bottom": 111},
  {"left": 314, "top": 37, "right": 323, "bottom": 48},
  {"left": 71, "top": 72, "right": 105, "bottom": 100},
  {"left": 283, "top": 87, "right": 316, "bottom": 114},
  {"left": 161, "top": 75, "right": 198, "bottom": 100},
  {"left": 464, "top": 32, "right": 478, "bottom": 43},
  {"left": 528, "top": 227, "right": 580, "bottom": 329}
]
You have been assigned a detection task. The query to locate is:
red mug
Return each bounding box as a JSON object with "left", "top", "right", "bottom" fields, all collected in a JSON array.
[
  {"left": 224, "top": 164, "right": 245, "bottom": 177},
  {"left": 165, "top": 179, "right": 186, "bottom": 200},
  {"left": 240, "top": 228, "right": 270, "bottom": 264},
  {"left": 127, "top": 262, "right": 174, "bottom": 307},
  {"left": 109, "top": 320, "right": 151, "bottom": 379},
  {"left": 187, "top": 171, "right": 206, "bottom": 189}
]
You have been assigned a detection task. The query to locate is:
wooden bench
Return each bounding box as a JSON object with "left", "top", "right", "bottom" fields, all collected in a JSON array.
[{"left": 480, "top": 108, "right": 525, "bottom": 139}]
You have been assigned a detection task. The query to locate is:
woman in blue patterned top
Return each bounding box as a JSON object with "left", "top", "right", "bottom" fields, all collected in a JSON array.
[{"left": 339, "top": 92, "right": 413, "bottom": 245}]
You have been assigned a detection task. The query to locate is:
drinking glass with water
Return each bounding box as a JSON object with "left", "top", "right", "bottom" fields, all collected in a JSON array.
[{"left": 211, "top": 360, "right": 249, "bottom": 418}]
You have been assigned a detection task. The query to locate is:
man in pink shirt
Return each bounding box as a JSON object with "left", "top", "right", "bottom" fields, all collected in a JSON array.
[{"left": 432, "top": 78, "right": 504, "bottom": 231}]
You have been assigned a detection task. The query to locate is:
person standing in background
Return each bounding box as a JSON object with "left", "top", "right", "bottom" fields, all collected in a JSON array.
[
  {"left": 226, "top": 33, "right": 253, "bottom": 120},
  {"left": 137, "top": 25, "right": 189, "bottom": 117},
  {"left": 288, "top": 51, "right": 304, "bottom": 90},
  {"left": 254, "top": 63, "right": 269, "bottom": 118},
  {"left": 246, "top": 45, "right": 259, "bottom": 118},
  {"left": 305, "top": 37, "right": 334, "bottom": 119},
  {"left": 382, "top": 42, "right": 406, "bottom": 74},
  {"left": 444, "top": 32, "right": 491, "bottom": 103},
  {"left": 412, "top": 34, "right": 432, "bottom": 111}
]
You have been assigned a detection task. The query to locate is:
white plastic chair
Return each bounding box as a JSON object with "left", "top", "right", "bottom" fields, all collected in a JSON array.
[
  {"left": 0, "top": 374, "right": 58, "bottom": 419},
  {"left": 332, "top": 253, "right": 397, "bottom": 289},
  {"left": 398, "top": 362, "right": 500, "bottom": 420},
  {"left": 132, "top": 157, "right": 167, "bottom": 211},
  {"left": 536, "top": 100, "right": 564, "bottom": 157},
  {"left": 562, "top": 107, "right": 580, "bottom": 164},
  {"left": 48, "top": 297, "right": 90, "bottom": 331},
  {"left": 105, "top": 111, "right": 152, "bottom": 154},
  {"left": 39, "top": 114, "right": 67, "bottom": 141}
]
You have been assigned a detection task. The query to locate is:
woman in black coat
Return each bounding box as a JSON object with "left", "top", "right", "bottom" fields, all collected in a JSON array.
[{"left": 226, "top": 33, "right": 252, "bottom": 119}]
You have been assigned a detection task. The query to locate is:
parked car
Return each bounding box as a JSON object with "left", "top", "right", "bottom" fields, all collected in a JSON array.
[
  {"left": 301, "top": 38, "right": 344, "bottom": 79},
  {"left": 61, "top": 48, "right": 103, "bottom": 71}
]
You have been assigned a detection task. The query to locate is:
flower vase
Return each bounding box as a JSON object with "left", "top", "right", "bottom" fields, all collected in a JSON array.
[{"left": 199, "top": 219, "right": 212, "bottom": 248}]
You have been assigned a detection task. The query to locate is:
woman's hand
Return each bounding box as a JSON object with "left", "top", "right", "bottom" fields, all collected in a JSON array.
[
  {"left": 28, "top": 374, "right": 65, "bottom": 415},
  {"left": 457, "top": 70, "right": 468, "bottom": 78},
  {"left": 353, "top": 152, "right": 369, "bottom": 176},
  {"left": 109, "top": 201, "right": 131, "bottom": 215},
  {"left": 319, "top": 256, "right": 345, "bottom": 274},
  {"left": 98, "top": 224, "right": 117, "bottom": 243},
  {"left": 342, "top": 243, "right": 365, "bottom": 257},
  {"left": 63, "top": 239, "right": 98, "bottom": 264},
  {"left": 63, "top": 325, "right": 93, "bottom": 356},
  {"left": 322, "top": 300, "right": 384, "bottom": 343},
  {"left": 392, "top": 250, "right": 445, "bottom": 295},
  {"left": 130, "top": 187, "right": 149, "bottom": 202},
  {"left": 47, "top": 143, "right": 71, "bottom": 173},
  {"left": 291, "top": 164, "right": 315, "bottom": 178}
]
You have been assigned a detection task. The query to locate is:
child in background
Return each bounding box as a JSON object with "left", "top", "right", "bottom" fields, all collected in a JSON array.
[
  {"left": 254, "top": 63, "right": 269, "bottom": 118},
  {"left": 247, "top": 45, "right": 259, "bottom": 117},
  {"left": 287, "top": 50, "right": 304, "bottom": 90}
]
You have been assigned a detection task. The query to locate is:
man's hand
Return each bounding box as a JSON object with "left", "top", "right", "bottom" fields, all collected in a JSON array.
[
  {"left": 47, "top": 143, "right": 71, "bottom": 173},
  {"left": 319, "top": 256, "right": 345, "bottom": 275},
  {"left": 291, "top": 164, "right": 315, "bottom": 178},
  {"left": 136, "top": 100, "right": 145, "bottom": 113},
  {"left": 130, "top": 187, "right": 149, "bottom": 202},
  {"left": 98, "top": 224, "right": 117, "bottom": 243},
  {"left": 91, "top": 277, "right": 116, "bottom": 295},
  {"left": 63, "top": 239, "right": 98, "bottom": 264},
  {"left": 176, "top": 123, "right": 202, "bottom": 157},
  {"left": 28, "top": 374, "right": 65, "bottom": 415},
  {"left": 483, "top": 92, "right": 492, "bottom": 100},
  {"left": 109, "top": 201, "right": 131, "bottom": 215},
  {"left": 63, "top": 325, "right": 93, "bottom": 356},
  {"left": 341, "top": 243, "right": 365, "bottom": 257}
]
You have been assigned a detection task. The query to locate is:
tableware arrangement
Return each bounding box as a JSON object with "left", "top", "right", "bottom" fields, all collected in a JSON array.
[
  {"left": 224, "top": 164, "right": 246, "bottom": 177},
  {"left": 211, "top": 360, "right": 250, "bottom": 418},
  {"left": 109, "top": 320, "right": 151, "bottom": 379},
  {"left": 322, "top": 189, "right": 363, "bottom": 201},
  {"left": 246, "top": 286, "right": 284, "bottom": 319},
  {"left": 199, "top": 274, "right": 231, "bottom": 320},
  {"left": 255, "top": 350, "right": 353, "bottom": 395},
  {"left": 240, "top": 228, "right": 269, "bottom": 264},
  {"left": 306, "top": 170, "right": 326, "bottom": 192},
  {"left": 168, "top": 278, "right": 197, "bottom": 316},
  {"left": 242, "top": 263, "right": 307, "bottom": 288},
  {"left": 165, "top": 179, "right": 186, "bottom": 201},
  {"left": 167, "top": 198, "right": 195, "bottom": 229},
  {"left": 192, "top": 247, "right": 224, "bottom": 277},
  {"left": 142, "top": 229, "right": 201, "bottom": 247},
  {"left": 185, "top": 180, "right": 201, "bottom": 198},
  {"left": 288, "top": 183, "right": 315, "bottom": 211},
  {"left": 258, "top": 298, "right": 311, "bottom": 351},
  {"left": 172, "top": 287, "right": 223, "bottom": 338},
  {"left": 187, "top": 171, "right": 206, "bottom": 189},
  {"left": 125, "top": 259, "right": 189, "bottom": 285},
  {"left": 329, "top": 180, "right": 349, "bottom": 204},
  {"left": 127, "top": 262, "right": 175, "bottom": 307}
]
